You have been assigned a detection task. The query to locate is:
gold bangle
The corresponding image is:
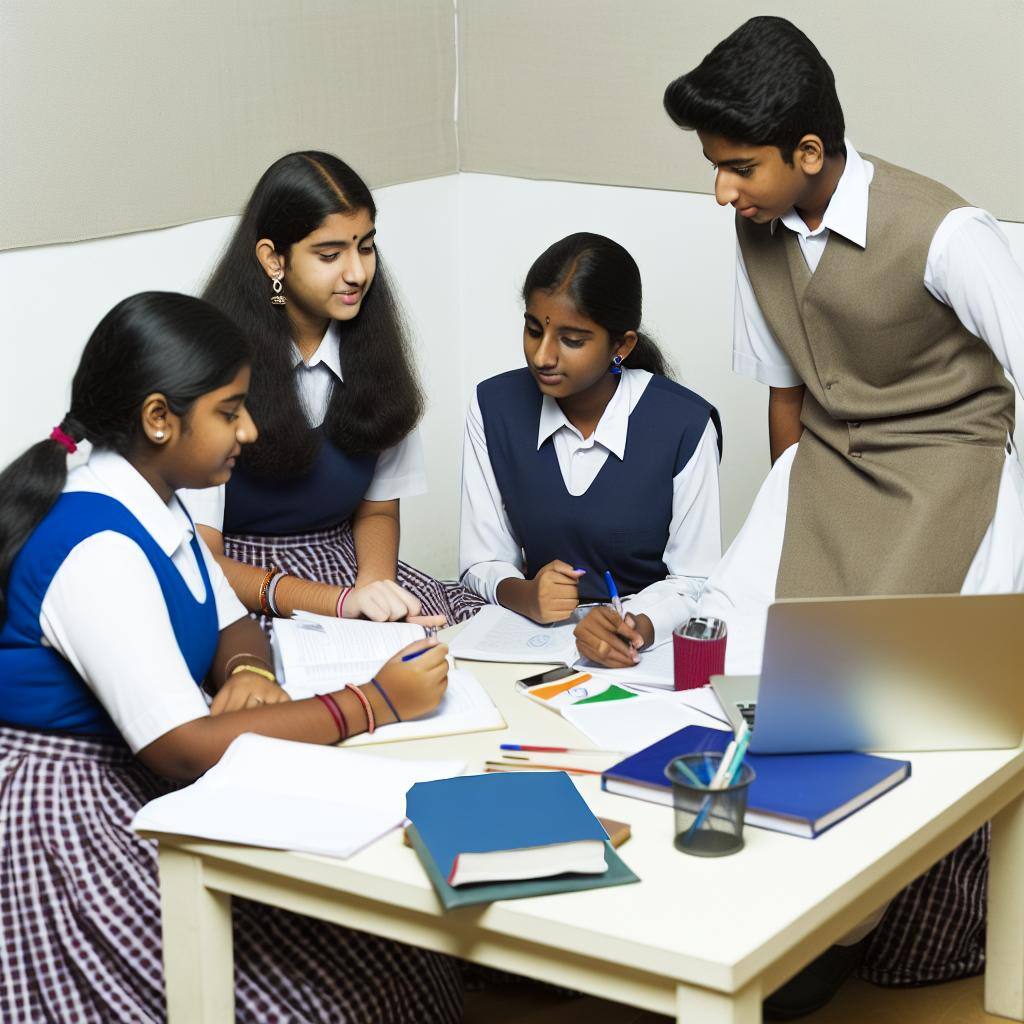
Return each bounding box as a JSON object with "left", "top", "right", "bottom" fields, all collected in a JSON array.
[
  {"left": 224, "top": 651, "right": 270, "bottom": 678},
  {"left": 230, "top": 664, "right": 277, "bottom": 683}
]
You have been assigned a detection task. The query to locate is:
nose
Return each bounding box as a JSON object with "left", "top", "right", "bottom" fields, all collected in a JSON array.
[
  {"left": 533, "top": 333, "right": 559, "bottom": 369},
  {"left": 238, "top": 407, "right": 258, "bottom": 445},
  {"left": 714, "top": 169, "right": 739, "bottom": 207},
  {"left": 341, "top": 248, "right": 368, "bottom": 287}
]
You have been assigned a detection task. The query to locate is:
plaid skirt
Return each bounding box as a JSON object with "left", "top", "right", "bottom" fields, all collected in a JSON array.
[
  {"left": 224, "top": 521, "right": 484, "bottom": 625},
  {"left": 0, "top": 725, "right": 463, "bottom": 1024},
  {"left": 858, "top": 826, "right": 989, "bottom": 986}
]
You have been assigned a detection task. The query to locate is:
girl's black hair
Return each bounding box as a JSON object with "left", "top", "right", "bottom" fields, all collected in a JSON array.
[
  {"left": 522, "top": 233, "right": 671, "bottom": 377},
  {"left": 0, "top": 291, "right": 251, "bottom": 622},
  {"left": 203, "top": 150, "right": 423, "bottom": 479},
  {"left": 663, "top": 16, "right": 846, "bottom": 162}
]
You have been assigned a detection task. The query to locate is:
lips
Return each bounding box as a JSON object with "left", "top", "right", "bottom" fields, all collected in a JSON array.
[
  {"left": 737, "top": 205, "right": 759, "bottom": 219},
  {"left": 534, "top": 370, "right": 563, "bottom": 385},
  {"left": 336, "top": 289, "right": 363, "bottom": 306}
]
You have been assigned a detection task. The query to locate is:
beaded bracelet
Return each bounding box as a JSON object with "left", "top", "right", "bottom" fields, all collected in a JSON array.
[
  {"left": 315, "top": 693, "right": 348, "bottom": 741},
  {"left": 258, "top": 566, "right": 278, "bottom": 617},
  {"left": 335, "top": 586, "right": 352, "bottom": 619},
  {"left": 369, "top": 677, "right": 401, "bottom": 723},
  {"left": 266, "top": 571, "right": 288, "bottom": 618},
  {"left": 345, "top": 682, "right": 375, "bottom": 734},
  {"left": 230, "top": 664, "right": 277, "bottom": 683}
]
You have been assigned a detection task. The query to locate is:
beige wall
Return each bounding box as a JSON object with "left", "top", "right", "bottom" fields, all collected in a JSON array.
[
  {"left": 458, "top": 0, "right": 1024, "bottom": 223},
  {"left": 0, "top": 0, "right": 457, "bottom": 250}
]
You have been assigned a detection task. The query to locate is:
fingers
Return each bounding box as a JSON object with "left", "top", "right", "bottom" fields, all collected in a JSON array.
[
  {"left": 381, "top": 580, "right": 423, "bottom": 619},
  {"left": 394, "top": 637, "right": 439, "bottom": 660},
  {"left": 391, "top": 639, "right": 449, "bottom": 671},
  {"left": 355, "top": 581, "right": 423, "bottom": 622},
  {"left": 407, "top": 613, "right": 447, "bottom": 629},
  {"left": 574, "top": 607, "right": 639, "bottom": 668},
  {"left": 546, "top": 560, "right": 588, "bottom": 581},
  {"left": 618, "top": 612, "right": 646, "bottom": 650}
]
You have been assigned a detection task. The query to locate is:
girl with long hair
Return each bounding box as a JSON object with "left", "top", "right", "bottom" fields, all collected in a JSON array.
[
  {"left": 459, "top": 232, "right": 723, "bottom": 666},
  {"left": 182, "top": 151, "right": 482, "bottom": 626},
  {"left": 0, "top": 292, "right": 462, "bottom": 1023}
]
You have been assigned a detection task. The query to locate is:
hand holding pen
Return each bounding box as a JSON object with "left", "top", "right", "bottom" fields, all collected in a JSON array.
[{"left": 572, "top": 570, "right": 652, "bottom": 668}]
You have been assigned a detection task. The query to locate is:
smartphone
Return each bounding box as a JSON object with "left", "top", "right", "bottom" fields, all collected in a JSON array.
[{"left": 516, "top": 664, "right": 578, "bottom": 688}]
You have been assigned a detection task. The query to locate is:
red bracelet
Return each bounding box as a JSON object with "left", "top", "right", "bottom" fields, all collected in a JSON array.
[
  {"left": 345, "top": 683, "right": 375, "bottom": 734},
  {"left": 336, "top": 587, "right": 352, "bottom": 618},
  {"left": 315, "top": 693, "right": 348, "bottom": 741}
]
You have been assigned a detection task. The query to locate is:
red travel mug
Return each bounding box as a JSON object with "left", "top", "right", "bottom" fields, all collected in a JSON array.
[{"left": 673, "top": 617, "right": 728, "bottom": 690}]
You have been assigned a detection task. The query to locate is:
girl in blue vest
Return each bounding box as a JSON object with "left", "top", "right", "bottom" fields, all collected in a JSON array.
[
  {"left": 460, "top": 233, "right": 722, "bottom": 666},
  {"left": 181, "top": 151, "right": 483, "bottom": 629},
  {"left": 0, "top": 292, "right": 461, "bottom": 1023}
]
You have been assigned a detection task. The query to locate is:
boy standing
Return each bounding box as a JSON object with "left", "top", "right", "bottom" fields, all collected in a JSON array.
[{"left": 663, "top": 13, "right": 1024, "bottom": 1013}]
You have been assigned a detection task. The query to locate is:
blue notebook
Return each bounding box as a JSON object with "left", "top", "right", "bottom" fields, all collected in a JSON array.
[
  {"left": 602, "top": 726, "right": 911, "bottom": 838},
  {"left": 406, "top": 772, "right": 611, "bottom": 886}
]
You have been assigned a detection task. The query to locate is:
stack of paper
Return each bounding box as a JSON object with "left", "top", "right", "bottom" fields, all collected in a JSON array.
[
  {"left": 131, "top": 733, "right": 465, "bottom": 858},
  {"left": 449, "top": 605, "right": 579, "bottom": 664}
]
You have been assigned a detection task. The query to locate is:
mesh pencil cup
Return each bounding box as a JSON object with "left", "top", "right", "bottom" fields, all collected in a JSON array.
[{"left": 664, "top": 753, "right": 755, "bottom": 857}]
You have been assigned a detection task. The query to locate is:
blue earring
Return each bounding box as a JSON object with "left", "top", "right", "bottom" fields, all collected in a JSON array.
[{"left": 610, "top": 354, "right": 623, "bottom": 376}]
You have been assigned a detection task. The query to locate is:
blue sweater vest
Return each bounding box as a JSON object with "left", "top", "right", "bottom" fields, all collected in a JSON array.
[
  {"left": 477, "top": 369, "right": 721, "bottom": 603},
  {"left": 0, "top": 492, "right": 219, "bottom": 736},
  {"left": 224, "top": 433, "right": 378, "bottom": 536}
]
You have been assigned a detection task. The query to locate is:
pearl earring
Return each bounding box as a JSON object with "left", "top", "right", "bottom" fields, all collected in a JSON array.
[{"left": 154, "top": 431, "right": 165, "bottom": 440}]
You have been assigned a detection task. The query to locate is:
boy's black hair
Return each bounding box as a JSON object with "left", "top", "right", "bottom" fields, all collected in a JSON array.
[{"left": 663, "top": 17, "right": 845, "bottom": 162}]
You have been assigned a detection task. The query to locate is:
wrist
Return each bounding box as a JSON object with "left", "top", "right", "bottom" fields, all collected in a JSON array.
[{"left": 362, "top": 680, "right": 397, "bottom": 726}]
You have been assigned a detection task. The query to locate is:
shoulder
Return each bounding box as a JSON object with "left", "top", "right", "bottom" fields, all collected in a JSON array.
[
  {"left": 476, "top": 367, "right": 535, "bottom": 400},
  {"left": 638, "top": 375, "right": 722, "bottom": 460},
  {"left": 865, "top": 154, "right": 971, "bottom": 218},
  {"left": 642, "top": 374, "right": 716, "bottom": 420}
]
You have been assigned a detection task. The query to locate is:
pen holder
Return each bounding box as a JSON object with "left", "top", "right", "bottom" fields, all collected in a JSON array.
[
  {"left": 665, "top": 753, "right": 755, "bottom": 857},
  {"left": 673, "top": 617, "right": 728, "bottom": 690}
]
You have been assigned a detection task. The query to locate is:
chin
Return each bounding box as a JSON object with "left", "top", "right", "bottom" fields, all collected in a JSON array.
[{"left": 330, "top": 300, "right": 363, "bottom": 321}]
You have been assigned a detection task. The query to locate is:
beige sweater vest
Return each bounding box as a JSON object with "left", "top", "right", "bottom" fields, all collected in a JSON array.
[{"left": 737, "top": 155, "right": 1013, "bottom": 597}]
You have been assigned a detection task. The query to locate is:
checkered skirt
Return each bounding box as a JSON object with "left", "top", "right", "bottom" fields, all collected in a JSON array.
[
  {"left": 0, "top": 725, "right": 463, "bottom": 1023},
  {"left": 224, "top": 521, "right": 484, "bottom": 625}
]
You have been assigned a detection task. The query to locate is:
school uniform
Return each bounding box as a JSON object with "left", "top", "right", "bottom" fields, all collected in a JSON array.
[
  {"left": 181, "top": 321, "right": 483, "bottom": 623},
  {"left": 698, "top": 143, "right": 1024, "bottom": 986},
  {"left": 461, "top": 366, "right": 722, "bottom": 641},
  {"left": 0, "top": 450, "right": 463, "bottom": 1023}
]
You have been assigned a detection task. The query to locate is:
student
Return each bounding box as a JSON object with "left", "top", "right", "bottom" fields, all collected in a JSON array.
[
  {"left": 182, "top": 151, "right": 483, "bottom": 627},
  {"left": 0, "top": 292, "right": 462, "bottom": 1023},
  {"left": 663, "top": 15, "right": 1024, "bottom": 1014},
  {"left": 459, "top": 232, "right": 722, "bottom": 664}
]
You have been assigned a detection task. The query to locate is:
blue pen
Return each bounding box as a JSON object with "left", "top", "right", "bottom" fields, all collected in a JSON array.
[
  {"left": 402, "top": 646, "right": 432, "bottom": 662},
  {"left": 603, "top": 570, "right": 624, "bottom": 618}
]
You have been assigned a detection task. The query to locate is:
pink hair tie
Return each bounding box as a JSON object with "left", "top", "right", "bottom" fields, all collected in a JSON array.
[{"left": 49, "top": 426, "right": 77, "bottom": 454}]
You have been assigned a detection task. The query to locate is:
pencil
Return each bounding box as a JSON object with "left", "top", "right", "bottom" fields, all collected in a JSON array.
[
  {"left": 499, "top": 744, "right": 623, "bottom": 755},
  {"left": 484, "top": 761, "right": 605, "bottom": 777}
]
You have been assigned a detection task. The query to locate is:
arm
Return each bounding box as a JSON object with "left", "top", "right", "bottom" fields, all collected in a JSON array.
[
  {"left": 768, "top": 385, "right": 805, "bottom": 463},
  {"left": 351, "top": 497, "right": 400, "bottom": 585}
]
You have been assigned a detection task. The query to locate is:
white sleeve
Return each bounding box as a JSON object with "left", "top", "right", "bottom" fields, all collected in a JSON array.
[
  {"left": 925, "top": 207, "right": 1024, "bottom": 396},
  {"left": 458, "top": 390, "right": 526, "bottom": 602},
  {"left": 364, "top": 427, "right": 428, "bottom": 501},
  {"left": 39, "top": 533, "right": 213, "bottom": 753},
  {"left": 732, "top": 244, "right": 803, "bottom": 387},
  {"left": 177, "top": 485, "right": 225, "bottom": 532},
  {"left": 195, "top": 528, "right": 248, "bottom": 630},
  {"left": 623, "top": 420, "right": 723, "bottom": 644}
]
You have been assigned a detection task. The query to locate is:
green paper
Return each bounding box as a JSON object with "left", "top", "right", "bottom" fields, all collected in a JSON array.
[
  {"left": 573, "top": 684, "right": 638, "bottom": 705},
  {"left": 407, "top": 826, "right": 640, "bottom": 911}
]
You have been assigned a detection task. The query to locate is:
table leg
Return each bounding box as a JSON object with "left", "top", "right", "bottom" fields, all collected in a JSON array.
[
  {"left": 676, "top": 981, "right": 760, "bottom": 1023},
  {"left": 158, "top": 846, "right": 235, "bottom": 1024},
  {"left": 986, "top": 790, "right": 1024, "bottom": 1020}
]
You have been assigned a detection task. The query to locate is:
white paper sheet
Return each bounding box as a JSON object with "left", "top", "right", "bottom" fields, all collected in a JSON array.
[
  {"left": 131, "top": 733, "right": 465, "bottom": 859},
  {"left": 574, "top": 638, "right": 675, "bottom": 687},
  {"left": 449, "top": 605, "right": 579, "bottom": 664}
]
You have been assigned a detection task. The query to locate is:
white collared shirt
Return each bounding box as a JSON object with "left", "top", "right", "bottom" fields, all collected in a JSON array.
[
  {"left": 181, "top": 321, "right": 427, "bottom": 530},
  {"left": 38, "top": 450, "right": 247, "bottom": 753},
  {"left": 459, "top": 368, "right": 723, "bottom": 643},
  {"left": 732, "top": 141, "right": 1024, "bottom": 394}
]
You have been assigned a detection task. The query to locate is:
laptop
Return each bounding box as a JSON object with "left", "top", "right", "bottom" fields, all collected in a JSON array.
[{"left": 710, "top": 593, "right": 1024, "bottom": 753}]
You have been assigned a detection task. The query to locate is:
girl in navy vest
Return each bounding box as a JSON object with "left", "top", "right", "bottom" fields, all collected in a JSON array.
[
  {"left": 181, "top": 151, "right": 482, "bottom": 628},
  {"left": 0, "top": 293, "right": 461, "bottom": 1023},
  {"left": 460, "top": 233, "right": 722, "bottom": 667}
]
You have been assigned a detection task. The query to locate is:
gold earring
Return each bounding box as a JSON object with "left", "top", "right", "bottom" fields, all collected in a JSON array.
[{"left": 270, "top": 272, "right": 287, "bottom": 306}]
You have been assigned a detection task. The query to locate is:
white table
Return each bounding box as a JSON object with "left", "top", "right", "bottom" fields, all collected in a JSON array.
[{"left": 148, "top": 657, "right": 1024, "bottom": 1023}]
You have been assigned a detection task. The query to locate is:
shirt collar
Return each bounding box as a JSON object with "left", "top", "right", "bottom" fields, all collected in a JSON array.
[
  {"left": 83, "top": 449, "right": 195, "bottom": 559},
  {"left": 290, "top": 321, "right": 344, "bottom": 382},
  {"left": 773, "top": 140, "right": 870, "bottom": 249},
  {"left": 535, "top": 369, "right": 633, "bottom": 460}
]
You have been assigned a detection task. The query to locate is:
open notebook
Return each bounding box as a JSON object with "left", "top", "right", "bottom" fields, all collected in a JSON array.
[{"left": 272, "top": 613, "right": 505, "bottom": 744}]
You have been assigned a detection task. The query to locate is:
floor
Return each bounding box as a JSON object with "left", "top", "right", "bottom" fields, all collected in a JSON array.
[{"left": 464, "top": 975, "right": 1006, "bottom": 1023}]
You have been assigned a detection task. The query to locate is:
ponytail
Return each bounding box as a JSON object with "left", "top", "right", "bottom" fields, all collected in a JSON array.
[
  {"left": 0, "top": 292, "right": 250, "bottom": 624},
  {"left": 628, "top": 330, "right": 672, "bottom": 378}
]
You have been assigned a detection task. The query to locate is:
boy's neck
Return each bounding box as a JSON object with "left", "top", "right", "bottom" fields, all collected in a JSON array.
[{"left": 795, "top": 152, "right": 847, "bottom": 233}]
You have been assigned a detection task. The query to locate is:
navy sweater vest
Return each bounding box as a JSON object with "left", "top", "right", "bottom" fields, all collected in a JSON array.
[
  {"left": 477, "top": 369, "right": 720, "bottom": 602},
  {"left": 224, "top": 434, "right": 378, "bottom": 536},
  {"left": 0, "top": 492, "right": 219, "bottom": 736}
]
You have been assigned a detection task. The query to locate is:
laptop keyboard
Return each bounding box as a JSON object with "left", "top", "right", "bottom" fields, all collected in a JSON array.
[{"left": 738, "top": 702, "right": 757, "bottom": 730}]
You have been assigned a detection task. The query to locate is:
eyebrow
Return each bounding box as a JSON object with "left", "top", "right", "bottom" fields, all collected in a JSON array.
[
  {"left": 310, "top": 229, "right": 377, "bottom": 249},
  {"left": 220, "top": 393, "right": 247, "bottom": 404},
  {"left": 702, "top": 150, "right": 756, "bottom": 166},
  {"left": 524, "top": 312, "right": 594, "bottom": 335}
]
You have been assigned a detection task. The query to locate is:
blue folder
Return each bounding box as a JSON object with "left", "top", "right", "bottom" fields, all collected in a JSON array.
[{"left": 602, "top": 726, "right": 911, "bottom": 838}]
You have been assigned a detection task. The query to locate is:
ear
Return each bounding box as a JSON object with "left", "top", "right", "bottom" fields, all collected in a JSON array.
[
  {"left": 615, "top": 330, "right": 639, "bottom": 363},
  {"left": 139, "top": 393, "right": 177, "bottom": 446},
  {"left": 794, "top": 134, "right": 826, "bottom": 176},
  {"left": 255, "top": 239, "right": 285, "bottom": 280}
]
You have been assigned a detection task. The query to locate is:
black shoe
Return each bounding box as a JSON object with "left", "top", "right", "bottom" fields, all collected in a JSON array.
[{"left": 763, "top": 938, "right": 868, "bottom": 1020}]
